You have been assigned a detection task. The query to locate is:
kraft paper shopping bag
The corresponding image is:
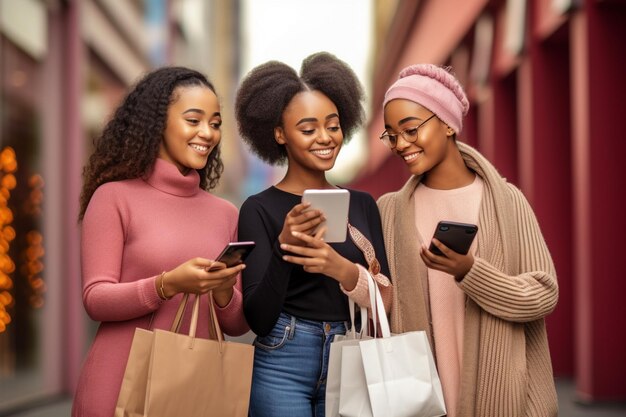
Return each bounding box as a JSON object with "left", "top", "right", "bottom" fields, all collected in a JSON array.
[{"left": 115, "top": 293, "right": 254, "bottom": 417}]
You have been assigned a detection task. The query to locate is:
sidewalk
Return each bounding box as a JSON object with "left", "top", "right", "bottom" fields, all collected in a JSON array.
[
  {"left": 5, "top": 378, "right": 626, "bottom": 416},
  {"left": 555, "top": 378, "right": 626, "bottom": 417}
]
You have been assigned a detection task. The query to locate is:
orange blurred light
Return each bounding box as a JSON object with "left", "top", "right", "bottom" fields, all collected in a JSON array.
[
  {"left": 0, "top": 291, "right": 13, "bottom": 305},
  {"left": 26, "top": 246, "right": 45, "bottom": 260},
  {"left": 0, "top": 260, "right": 15, "bottom": 274},
  {"left": 0, "top": 147, "right": 20, "bottom": 331},
  {"left": 0, "top": 274, "right": 12, "bottom": 289},
  {"left": 0, "top": 254, "right": 10, "bottom": 270},
  {"left": 0, "top": 207, "right": 13, "bottom": 223},
  {"left": 1, "top": 174, "right": 17, "bottom": 190},
  {"left": 0, "top": 147, "right": 16, "bottom": 164},
  {"left": 27, "top": 260, "right": 44, "bottom": 274},
  {"left": 3, "top": 226, "right": 15, "bottom": 241},
  {"left": 3, "top": 160, "right": 17, "bottom": 173},
  {"left": 30, "top": 277, "right": 45, "bottom": 291},
  {"left": 28, "top": 174, "right": 44, "bottom": 187},
  {"left": 26, "top": 231, "right": 43, "bottom": 244},
  {"left": 0, "top": 309, "right": 11, "bottom": 324}
]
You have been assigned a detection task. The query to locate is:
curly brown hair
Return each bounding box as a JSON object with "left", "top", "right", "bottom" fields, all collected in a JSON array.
[
  {"left": 79, "top": 66, "right": 224, "bottom": 221},
  {"left": 235, "top": 51, "right": 365, "bottom": 165}
]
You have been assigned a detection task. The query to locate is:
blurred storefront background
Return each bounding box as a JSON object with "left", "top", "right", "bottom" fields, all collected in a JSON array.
[
  {"left": 0, "top": 0, "right": 624, "bottom": 415},
  {"left": 0, "top": 0, "right": 244, "bottom": 413}
]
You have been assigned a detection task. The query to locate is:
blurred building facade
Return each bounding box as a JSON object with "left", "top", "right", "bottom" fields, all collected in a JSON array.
[
  {"left": 354, "top": 0, "right": 626, "bottom": 403},
  {"left": 0, "top": 0, "right": 241, "bottom": 414}
]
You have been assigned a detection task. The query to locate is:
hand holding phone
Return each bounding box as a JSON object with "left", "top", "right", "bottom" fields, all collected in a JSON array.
[{"left": 428, "top": 221, "right": 478, "bottom": 256}]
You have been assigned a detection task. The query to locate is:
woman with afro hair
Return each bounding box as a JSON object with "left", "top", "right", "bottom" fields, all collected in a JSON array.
[
  {"left": 72, "top": 66, "right": 249, "bottom": 417},
  {"left": 235, "top": 52, "right": 392, "bottom": 417},
  {"left": 378, "top": 64, "right": 558, "bottom": 416}
]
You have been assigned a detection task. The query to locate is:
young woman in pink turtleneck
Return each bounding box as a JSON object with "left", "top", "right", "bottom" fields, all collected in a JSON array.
[{"left": 72, "top": 67, "right": 249, "bottom": 417}]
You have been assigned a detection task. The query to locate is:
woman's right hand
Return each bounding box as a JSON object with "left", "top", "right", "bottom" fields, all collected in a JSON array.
[
  {"left": 278, "top": 202, "right": 325, "bottom": 246},
  {"left": 159, "top": 257, "right": 245, "bottom": 298}
]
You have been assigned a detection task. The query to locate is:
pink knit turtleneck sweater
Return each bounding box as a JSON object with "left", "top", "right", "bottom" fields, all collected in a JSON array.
[{"left": 72, "top": 158, "right": 248, "bottom": 417}]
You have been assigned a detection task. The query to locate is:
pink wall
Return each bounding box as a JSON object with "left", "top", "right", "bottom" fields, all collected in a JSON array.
[
  {"left": 571, "top": 0, "right": 626, "bottom": 401},
  {"left": 520, "top": 2, "right": 574, "bottom": 376},
  {"left": 62, "top": 0, "right": 87, "bottom": 394}
]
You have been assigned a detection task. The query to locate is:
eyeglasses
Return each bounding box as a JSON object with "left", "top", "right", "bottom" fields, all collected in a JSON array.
[{"left": 379, "top": 114, "right": 437, "bottom": 149}]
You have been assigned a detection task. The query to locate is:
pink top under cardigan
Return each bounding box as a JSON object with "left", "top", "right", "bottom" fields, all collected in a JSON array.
[
  {"left": 72, "top": 159, "right": 249, "bottom": 417},
  {"left": 414, "top": 177, "right": 483, "bottom": 417}
]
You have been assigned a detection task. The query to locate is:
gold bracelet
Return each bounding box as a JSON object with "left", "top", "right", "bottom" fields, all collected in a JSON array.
[{"left": 158, "top": 271, "right": 170, "bottom": 300}]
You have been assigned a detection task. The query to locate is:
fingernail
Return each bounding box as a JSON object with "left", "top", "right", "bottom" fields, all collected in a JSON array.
[
  {"left": 280, "top": 243, "right": 288, "bottom": 249},
  {"left": 291, "top": 231, "right": 299, "bottom": 237}
]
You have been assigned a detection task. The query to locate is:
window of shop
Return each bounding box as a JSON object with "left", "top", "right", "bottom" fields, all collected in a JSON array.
[{"left": 0, "top": 35, "right": 47, "bottom": 411}]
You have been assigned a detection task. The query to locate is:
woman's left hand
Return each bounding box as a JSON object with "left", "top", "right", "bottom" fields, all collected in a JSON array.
[
  {"left": 280, "top": 230, "right": 358, "bottom": 288},
  {"left": 420, "top": 238, "right": 474, "bottom": 281}
]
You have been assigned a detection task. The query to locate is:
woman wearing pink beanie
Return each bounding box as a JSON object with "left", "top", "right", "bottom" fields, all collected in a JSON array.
[{"left": 377, "top": 64, "right": 558, "bottom": 417}]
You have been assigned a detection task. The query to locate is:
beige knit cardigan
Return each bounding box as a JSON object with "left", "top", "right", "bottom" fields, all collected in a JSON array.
[{"left": 377, "top": 142, "right": 558, "bottom": 417}]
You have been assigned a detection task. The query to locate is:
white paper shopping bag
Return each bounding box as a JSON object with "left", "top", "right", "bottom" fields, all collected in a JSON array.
[
  {"left": 337, "top": 272, "right": 446, "bottom": 417},
  {"left": 326, "top": 299, "right": 369, "bottom": 417},
  {"left": 337, "top": 344, "right": 373, "bottom": 417},
  {"left": 335, "top": 272, "right": 383, "bottom": 417},
  {"left": 359, "top": 331, "right": 445, "bottom": 417}
]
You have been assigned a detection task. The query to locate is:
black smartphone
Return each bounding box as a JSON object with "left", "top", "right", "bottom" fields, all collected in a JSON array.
[
  {"left": 213, "top": 241, "right": 256, "bottom": 268},
  {"left": 428, "top": 221, "right": 478, "bottom": 256}
]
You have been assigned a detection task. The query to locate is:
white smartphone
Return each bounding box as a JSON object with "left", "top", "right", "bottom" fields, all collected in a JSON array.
[{"left": 301, "top": 189, "right": 350, "bottom": 243}]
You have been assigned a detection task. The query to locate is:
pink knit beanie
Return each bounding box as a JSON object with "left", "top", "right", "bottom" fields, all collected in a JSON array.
[{"left": 383, "top": 64, "right": 469, "bottom": 133}]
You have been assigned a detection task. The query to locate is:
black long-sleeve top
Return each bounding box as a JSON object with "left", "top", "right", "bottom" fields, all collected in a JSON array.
[{"left": 238, "top": 186, "right": 390, "bottom": 336}]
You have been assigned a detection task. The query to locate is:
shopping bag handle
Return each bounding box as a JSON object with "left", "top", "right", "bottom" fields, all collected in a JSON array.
[
  {"left": 207, "top": 291, "right": 226, "bottom": 353},
  {"left": 208, "top": 292, "right": 224, "bottom": 342},
  {"left": 166, "top": 292, "right": 226, "bottom": 349},
  {"left": 168, "top": 293, "right": 191, "bottom": 333},
  {"left": 348, "top": 299, "right": 369, "bottom": 339},
  {"left": 366, "top": 271, "right": 391, "bottom": 338},
  {"left": 188, "top": 293, "right": 201, "bottom": 339}
]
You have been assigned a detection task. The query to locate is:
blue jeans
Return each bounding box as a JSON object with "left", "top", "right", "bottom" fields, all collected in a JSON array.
[{"left": 249, "top": 312, "right": 348, "bottom": 417}]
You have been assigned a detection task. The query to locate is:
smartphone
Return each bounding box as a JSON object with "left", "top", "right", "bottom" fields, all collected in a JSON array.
[
  {"left": 428, "top": 221, "right": 478, "bottom": 256},
  {"left": 301, "top": 189, "right": 350, "bottom": 243},
  {"left": 213, "top": 241, "right": 256, "bottom": 268}
]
